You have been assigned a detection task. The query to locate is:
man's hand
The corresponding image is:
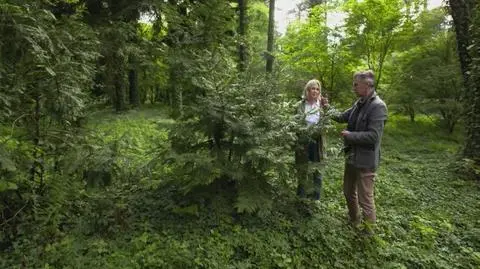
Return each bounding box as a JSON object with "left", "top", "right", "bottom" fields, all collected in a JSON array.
[{"left": 341, "top": 130, "right": 351, "bottom": 137}]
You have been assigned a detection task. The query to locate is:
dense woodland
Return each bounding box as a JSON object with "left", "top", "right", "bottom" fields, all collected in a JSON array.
[{"left": 1, "top": 0, "right": 480, "bottom": 268}]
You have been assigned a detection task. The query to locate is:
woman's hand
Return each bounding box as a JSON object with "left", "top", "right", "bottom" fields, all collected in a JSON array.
[{"left": 320, "top": 96, "right": 329, "bottom": 107}]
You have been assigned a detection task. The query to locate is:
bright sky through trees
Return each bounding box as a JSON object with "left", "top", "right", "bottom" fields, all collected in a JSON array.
[{"left": 275, "top": 0, "right": 445, "bottom": 34}]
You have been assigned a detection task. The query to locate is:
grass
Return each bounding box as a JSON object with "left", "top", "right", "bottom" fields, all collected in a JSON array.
[{"left": 2, "top": 110, "right": 480, "bottom": 268}]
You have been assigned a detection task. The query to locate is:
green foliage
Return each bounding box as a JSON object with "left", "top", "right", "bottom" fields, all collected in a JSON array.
[
  {"left": 1, "top": 0, "right": 480, "bottom": 268},
  {"left": 343, "top": 0, "right": 424, "bottom": 88},
  {"left": 0, "top": 0, "right": 98, "bottom": 137},
  {"left": 2, "top": 111, "right": 480, "bottom": 269},
  {"left": 95, "top": 21, "right": 135, "bottom": 111},
  {"left": 246, "top": 1, "right": 270, "bottom": 70},
  {"left": 0, "top": 1, "right": 98, "bottom": 122},
  {"left": 136, "top": 23, "right": 169, "bottom": 104},
  {"left": 279, "top": 4, "right": 356, "bottom": 104},
  {"left": 145, "top": 46, "right": 301, "bottom": 214},
  {"left": 0, "top": 0, "right": 98, "bottom": 246},
  {"left": 172, "top": 85, "right": 294, "bottom": 212},
  {"left": 155, "top": 0, "right": 238, "bottom": 113},
  {"left": 385, "top": 9, "right": 463, "bottom": 132},
  {"left": 66, "top": 107, "right": 171, "bottom": 185}
]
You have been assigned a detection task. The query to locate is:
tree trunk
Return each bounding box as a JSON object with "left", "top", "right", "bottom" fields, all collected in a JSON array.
[
  {"left": 178, "top": 87, "right": 183, "bottom": 117},
  {"left": 449, "top": 0, "right": 480, "bottom": 176},
  {"left": 266, "top": 0, "right": 275, "bottom": 73},
  {"left": 408, "top": 106, "right": 415, "bottom": 122},
  {"left": 155, "top": 85, "right": 162, "bottom": 103},
  {"left": 114, "top": 72, "right": 126, "bottom": 112},
  {"left": 464, "top": 4, "right": 480, "bottom": 165},
  {"left": 238, "top": 0, "right": 248, "bottom": 72},
  {"left": 30, "top": 94, "right": 44, "bottom": 191},
  {"left": 128, "top": 68, "right": 140, "bottom": 107},
  {"left": 449, "top": 0, "right": 475, "bottom": 86}
]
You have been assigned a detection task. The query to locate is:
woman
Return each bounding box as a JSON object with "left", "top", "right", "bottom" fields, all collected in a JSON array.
[{"left": 295, "top": 79, "right": 328, "bottom": 200}]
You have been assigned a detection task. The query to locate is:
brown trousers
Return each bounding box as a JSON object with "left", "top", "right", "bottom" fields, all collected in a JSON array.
[{"left": 343, "top": 163, "right": 376, "bottom": 224}]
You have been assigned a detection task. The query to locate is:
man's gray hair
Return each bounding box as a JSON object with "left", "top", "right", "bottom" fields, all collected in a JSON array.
[
  {"left": 302, "top": 79, "right": 321, "bottom": 99},
  {"left": 354, "top": 70, "right": 375, "bottom": 88}
]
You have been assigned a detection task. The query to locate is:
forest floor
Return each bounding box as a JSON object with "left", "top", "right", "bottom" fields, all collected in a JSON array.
[{"left": 2, "top": 107, "right": 480, "bottom": 268}]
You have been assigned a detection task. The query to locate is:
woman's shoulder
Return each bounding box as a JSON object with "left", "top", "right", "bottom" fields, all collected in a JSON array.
[
  {"left": 294, "top": 99, "right": 307, "bottom": 108},
  {"left": 295, "top": 99, "right": 305, "bottom": 107}
]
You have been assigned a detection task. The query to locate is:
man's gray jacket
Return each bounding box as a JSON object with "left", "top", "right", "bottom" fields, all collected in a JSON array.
[{"left": 334, "top": 92, "right": 387, "bottom": 170}]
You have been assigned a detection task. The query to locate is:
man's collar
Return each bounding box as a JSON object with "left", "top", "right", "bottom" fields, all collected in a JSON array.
[{"left": 359, "top": 90, "right": 376, "bottom": 103}]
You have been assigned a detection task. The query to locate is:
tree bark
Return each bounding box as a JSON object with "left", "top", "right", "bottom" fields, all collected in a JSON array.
[
  {"left": 114, "top": 71, "right": 126, "bottom": 112},
  {"left": 449, "top": 0, "right": 480, "bottom": 175},
  {"left": 238, "top": 0, "right": 248, "bottom": 72},
  {"left": 464, "top": 4, "right": 480, "bottom": 165},
  {"left": 128, "top": 68, "right": 140, "bottom": 107},
  {"left": 449, "top": 0, "right": 475, "bottom": 85},
  {"left": 266, "top": 0, "right": 275, "bottom": 73}
]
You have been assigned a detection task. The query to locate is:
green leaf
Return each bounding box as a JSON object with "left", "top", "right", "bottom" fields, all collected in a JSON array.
[
  {"left": 45, "top": 67, "right": 56, "bottom": 76},
  {"left": 0, "top": 181, "right": 18, "bottom": 192},
  {"left": 0, "top": 156, "right": 16, "bottom": 172}
]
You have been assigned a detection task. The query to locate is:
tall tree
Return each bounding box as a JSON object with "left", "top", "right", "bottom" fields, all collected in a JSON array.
[
  {"left": 449, "top": 0, "right": 480, "bottom": 175},
  {"left": 266, "top": 0, "right": 275, "bottom": 73},
  {"left": 238, "top": 0, "right": 248, "bottom": 71},
  {"left": 387, "top": 30, "right": 463, "bottom": 130},
  {"left": 279, "top": 5, "right": 357, "bottom": 103},
  {"left": 128, "top": 56, "right": 140, "bottom": 107},
  {"left": 343, "top": 0, "right": 423, "bottom": 88},
  {"left": 384, "top": 8, "right": 457, "bottom": 123},
  {"left": 0, "top": 0, "right": 98, "bottom": 237},
  {"left": 245, "top": 1, "right": 269, "bottom": 72},
  {"left": 159, "top": 0, "right": 236, "bottom": 115},
  {"left": 449, "top": 0, "right": 475, "bottom": 84},
  {"left": 83, "top": 0, "right": 147, "bottom": 112}
]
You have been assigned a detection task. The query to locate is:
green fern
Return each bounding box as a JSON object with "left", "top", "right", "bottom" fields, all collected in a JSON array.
[{"left": 235, "top": 176, "right": 273, "bottom": 214}]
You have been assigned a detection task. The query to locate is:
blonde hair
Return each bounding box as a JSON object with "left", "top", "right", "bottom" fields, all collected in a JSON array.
[{"left": 302, "top": 79, "right": 322, "bottom": 100}]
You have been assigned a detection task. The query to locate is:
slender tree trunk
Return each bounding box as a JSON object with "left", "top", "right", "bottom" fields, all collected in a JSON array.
[
  {"left": 407, "top": 105, "right": 415, "bottom": 122},
  {"left": 178, "top": 87, "right": 183, "bottom": 117},
  {"left": 128, "top": 68, "right": 139, "bottom": 107},
  {"left": 30, "top": 94, "right": 44, "bottom": 191},
  {"left": 155, "top": 85, "right": 162, "bottom": 103},
  {"left": 114, "top": 72, "right": 126, "bottom": 112},
  {"left": 238, "top": 0, "right": 248, "bottom": 72},
  {"left": 266, "top": 0, "right": 275, "bottom": 73}
]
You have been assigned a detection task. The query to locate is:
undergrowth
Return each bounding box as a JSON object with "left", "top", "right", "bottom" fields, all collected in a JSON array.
[{"left": 1, "top": 110, "right": 479, "bottom": 269}]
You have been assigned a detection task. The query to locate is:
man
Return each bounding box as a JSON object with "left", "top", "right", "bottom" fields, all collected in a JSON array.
[{"left": 334, "top": 70, "right": 388, "bottom": 228}]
